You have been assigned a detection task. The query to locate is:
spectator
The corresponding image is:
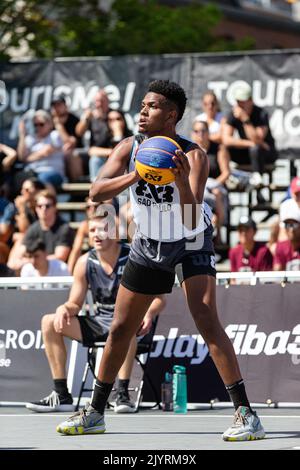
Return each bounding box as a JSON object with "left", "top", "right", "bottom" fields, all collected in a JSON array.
[
  {"left": 274, "top": 203, "right": 300, "bottom": 271},
  {"left": 222, "top": 83, "right": 277, "bottom": 204},
  {"left": 67, "top": 197, "right": 98, "bottom": 273},
  {"left": 194, "top": 90, "right": 230, "bottom": 184},
  {"left": 50, "top": 94, "right": 84, "bottom": 182},
  {"left": 0, "top": 241, "right": 15, "bottom": 277},
  {"left": 22, "top": 190, "right": 74, "bottom": 263},
  {"left": 0, "top": 179, "right": 15, "bottom": 244},
  {"left": 25, "top": 215, "right": 165, "bottom": 413},
  {"left": 229, "top": 216, "right": 273, "bottom": 272},
  {"left": 21, "top": 238, "right": 70, "bottom": 277},
  {"left": 107, "top": 109, "right": 133, "bottom": 147},
  {"left": 76, "top": 89, "right": 112, "bottom": 181},
  {"left": 7, "top": 177, "right": 46, "bottom": 273},
  {"left": 0, "top": 142, "right": 17, "bottom": 186},
  {"left": 191, "top": 120, "right": 228, "bottom": 244},
  {"left": 17, "top": 110, "right": 66, "bottom": 190}
]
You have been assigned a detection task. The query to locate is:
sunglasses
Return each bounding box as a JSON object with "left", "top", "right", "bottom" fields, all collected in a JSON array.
[
  {"left": 34, "top": 122, "right": 46, "bottom": 128},
  {"left": 284, "top": 221, "right": 300, "bottom": 229},
  {"left": 36, "top": 203, "right": 54, "bottom": 209}
]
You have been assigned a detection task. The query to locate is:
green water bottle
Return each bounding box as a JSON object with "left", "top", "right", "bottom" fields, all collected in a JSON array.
[{"left": 173, "top": 365, "right": 187, "bottom": 414}]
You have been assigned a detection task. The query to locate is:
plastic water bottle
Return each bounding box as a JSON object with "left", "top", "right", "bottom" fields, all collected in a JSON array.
[
  {"left": 173, "top": 365, "right": 187, "bottom": 414},
  {"left": 161, "top": 372, "right": 173, "bottom": 411}
]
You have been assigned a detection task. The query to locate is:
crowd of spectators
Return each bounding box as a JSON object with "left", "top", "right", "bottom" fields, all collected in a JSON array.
[{"left": 0, "top": 84, "right": 299, "bottom": 280}]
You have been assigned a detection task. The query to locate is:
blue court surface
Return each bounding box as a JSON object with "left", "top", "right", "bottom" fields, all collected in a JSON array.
[{"left": 0, "top": 407, "right": 299, "bottom": 451}]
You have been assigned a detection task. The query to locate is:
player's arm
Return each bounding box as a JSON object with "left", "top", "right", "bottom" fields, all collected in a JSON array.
[
  {"left": 172, "top": 145, "right": 209, "bottom": 230},
  {"left": 53, "top": 254, "right": 88, "bottom": 333},
  {"left": 137, "top": 295, "right": 166, "bottom": 336},
  {"left": 89, "top": 137, "right": 141, "bottom": 202}
]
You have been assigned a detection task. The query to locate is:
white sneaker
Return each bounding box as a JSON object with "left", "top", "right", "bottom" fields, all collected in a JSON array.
[
  {"left": 222, "top": 406, "right": 265, "bottom": 441},
  {"left": 26, "top": 390, "right": 75, "bottom": 413}
]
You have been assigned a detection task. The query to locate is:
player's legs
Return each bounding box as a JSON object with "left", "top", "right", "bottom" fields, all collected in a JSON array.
[
  {"left": 97, "top": 285, "right": 154, "bottom": 383},
  {"left": 182, "top": 274, "right": 265, "bottom": 441},
  {"left": 182, "top": 275, "right": 241, "bottom": 384},
  {"left": 57, "top": 286, "right": 155, "bottom": 434}
]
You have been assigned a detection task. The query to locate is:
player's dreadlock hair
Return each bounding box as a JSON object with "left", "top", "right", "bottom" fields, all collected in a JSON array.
[{"left": 147, "top": 79, "right": 187, "bottom": 123}]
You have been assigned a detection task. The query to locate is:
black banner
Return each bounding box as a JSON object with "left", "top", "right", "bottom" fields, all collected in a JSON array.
[
  {"left": 1, "top": 51, "right": 300, "bottom": 149},
  {"left": 1, "top": 285, "right": 300, "bottom": 404}
]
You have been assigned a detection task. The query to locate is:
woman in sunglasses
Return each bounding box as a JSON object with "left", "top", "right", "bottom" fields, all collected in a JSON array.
[{"left": 17, "top": 110, "right": 67, "bottom": 190}]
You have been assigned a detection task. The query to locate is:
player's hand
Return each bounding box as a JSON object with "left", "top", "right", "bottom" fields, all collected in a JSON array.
[
  {"left": 171, "top": 149, "right": 191, "bottom": 190},
  {"left": 53, "top": 307, "right": 71, "bottom": 333}
]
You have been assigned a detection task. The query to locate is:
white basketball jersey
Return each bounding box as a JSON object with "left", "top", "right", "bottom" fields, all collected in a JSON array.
[{"left": 128, "top": 136, "right": 212, "bottom": 242}]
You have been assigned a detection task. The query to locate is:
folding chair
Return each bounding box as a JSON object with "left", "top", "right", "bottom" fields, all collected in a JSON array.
[{"left": 75, "top": 316, "right": 161, "bottom": 412}]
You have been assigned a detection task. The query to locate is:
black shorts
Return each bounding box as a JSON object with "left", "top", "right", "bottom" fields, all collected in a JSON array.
[
  {"left": 78, "top": 316, "right": 109, "bottom": 347},
  {"left": 121, "top": 225, "right": 216, "bottom": 295}
]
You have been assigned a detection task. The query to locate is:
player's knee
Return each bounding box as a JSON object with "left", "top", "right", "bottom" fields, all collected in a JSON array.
[
  {"left": 109, "top": 320, "right": 131, "bottom": 343},
  {"left": 41, "top": 313, "right": 55, "bottom": 335}
]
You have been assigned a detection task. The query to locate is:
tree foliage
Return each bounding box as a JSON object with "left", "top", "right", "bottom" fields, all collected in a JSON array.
[{"left": 0, "top": 0, "right": 255, "bottom": 60}]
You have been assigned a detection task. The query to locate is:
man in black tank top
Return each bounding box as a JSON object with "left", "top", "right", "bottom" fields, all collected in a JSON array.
[{"left": 26, "top": 215, "right": 165, "bottom": 414}]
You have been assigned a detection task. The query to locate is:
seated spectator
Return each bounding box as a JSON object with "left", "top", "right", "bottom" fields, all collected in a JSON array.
[
  {"left": 107, "top": 109, "right": 133, "bottom": 147},
  {"left": 229, "top": 216, "right": 273, "bottom": 272},
  {"left": 191, "top": 120, "right": 228, "bottom": 244},
  {"left": 222, "top": 83, "right": 277, "bottom": 204},
  {"left": 26, "top": 215, "right": 165, "bottom": 413},
  {"left": 22, "top": 190, "right": 74, "bottom": 263},
  {"left": 194, "top": 91, "right": 230, "bottom": 184},
  {"left": 7, "top": 177, "right": 46, "bottom": 273},
  {"left": 0, "top": 241, "right": 15, "bottom": 277},
  {"left": 50, "top": 94, "right": 83, "bottom": 182},
  {"left": 17, "top": 110, "right": 66, "bottom": 190},
  {"left": 76, "top": 89, "right": 112, "bottom": 182},
  {"left": 0, "top": 178, "right": 15, "bottom": 244},
  {"left": 0, "top": 142, "right": 17, "bottom": 186},
  {"left": 274, "top": 203, "right": 300, "bottom": 271},
  {"left": 21, "top": 238, "right": 70, "bottom": 277}
]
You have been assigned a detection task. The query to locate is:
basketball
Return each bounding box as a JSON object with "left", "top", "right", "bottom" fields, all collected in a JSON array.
[{"left": 135, "top": 136, "right": 182, "bottom": 185}]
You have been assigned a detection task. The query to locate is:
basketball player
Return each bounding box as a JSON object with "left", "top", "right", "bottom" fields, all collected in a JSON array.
[{"left": 57, "top": 80, "right": 264, "bottom": 441}]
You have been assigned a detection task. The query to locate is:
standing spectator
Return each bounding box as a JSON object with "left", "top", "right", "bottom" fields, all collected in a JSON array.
[
  {"left": 22, "top": 190, "right": 74, "bottom": 263},
  {"left": 274, "top": 203, "right": 300, "bottom": 271},
  {"left": 76, "top": 89, "right": 112, "bottom": 181},
  {"left": 21, "top": 238, "right": 70, "bottom": 278},
  {"left": 50, "top": 94, "right": 83, "bottom": 182},
  {"left": 222, "top": 83, "right": 277, "bottom": 203},
  {"left": 17, "top": 110, "right": 66, "bottom": 190},
  {"left": 229, "top": 216, "right": 273, "bottom": 272}
]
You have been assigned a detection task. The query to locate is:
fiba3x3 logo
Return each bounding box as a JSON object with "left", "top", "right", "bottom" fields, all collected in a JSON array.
[{"left": 0, "top": 80, "right": 7, "bottom": 105}]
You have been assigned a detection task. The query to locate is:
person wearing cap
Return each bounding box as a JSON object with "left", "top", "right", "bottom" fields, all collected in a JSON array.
[
  {"left": 274, "top": 202, "right": 300, "bottom": 271},
  {"left": 222, "top": 82, "right": 277, "bottom": 203},
  {"left": 50, "top": 95, "right": 84, "bottom": 182},
  {"left": 229, "top": 216, "right": 273, "bottom": 272}
]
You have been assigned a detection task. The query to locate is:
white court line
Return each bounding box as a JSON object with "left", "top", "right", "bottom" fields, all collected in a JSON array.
[{"left": 1, "top": 414, "right": 300, "bottom": 418}]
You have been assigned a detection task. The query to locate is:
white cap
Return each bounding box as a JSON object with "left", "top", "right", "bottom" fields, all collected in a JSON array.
[
  {"left": 233, "top": 83, "right": 252, "bottom": 102},
  {"left": 280, "top": 198, "right": 300, "bottom": 223}
]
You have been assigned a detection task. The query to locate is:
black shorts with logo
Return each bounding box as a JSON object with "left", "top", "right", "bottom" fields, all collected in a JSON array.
[{"left": 121, "top": 225, "right": 216, "bottom": 295}]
